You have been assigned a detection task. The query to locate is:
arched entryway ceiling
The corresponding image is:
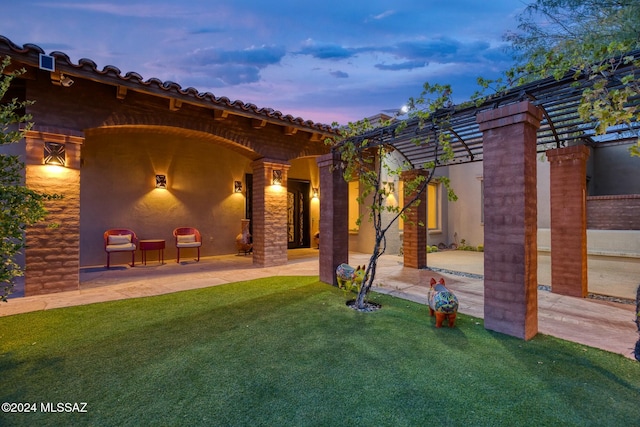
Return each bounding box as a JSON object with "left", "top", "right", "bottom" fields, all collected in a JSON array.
[
  {"left": 344, "top": 49, "right": 640, "bottom": 168},
  {"left": 85, "top": 125, "right": 264, "bottom": 160}
]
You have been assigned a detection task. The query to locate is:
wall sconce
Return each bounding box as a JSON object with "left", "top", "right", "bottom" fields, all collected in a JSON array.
[
  {"left": 155, "top": 174, "right": 167, "bottom": 189},
  {"left": 51, "top": 72, "right": 74, "bottom": 87},
  {"left": 312, "top": 187, "right": 319, "bottom": 199},
  {"left": 234, "top": 180, "right": 243, "bottom": 193},
  {"left": 272, "top": 169, "right": 283, "bottom": 186},
  {"left": 44, "top": 142, "right": 66, "bottom": 166},
  {"left": 383, "top": 181, "right": 395, "bottom": 193}
]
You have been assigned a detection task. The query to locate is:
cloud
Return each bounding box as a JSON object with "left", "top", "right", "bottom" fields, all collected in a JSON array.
[
  {"left": 296, "top": 42, "right": 357, "bottom": 60},
  {"left": 375, "top": 60, "right": 427, "bottom": 71},
  {"left": 330, "top": 70, "right": 349, "bottom": 78},
  {"left": 371, "top": 10, "right": 396, "bottom": 20},
  {"left": 179, "top": 45, "right": 286, "bottom": 85},
  {"left": 189, "top": 45, "right": 285, "bottom": 67}
]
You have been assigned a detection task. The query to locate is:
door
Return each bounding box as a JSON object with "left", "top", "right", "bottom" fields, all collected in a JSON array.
[{"left": 287, "top": 180, "right": 310, "bottom": 249}]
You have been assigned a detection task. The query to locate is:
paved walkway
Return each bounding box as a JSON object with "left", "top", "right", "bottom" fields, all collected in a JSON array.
[{"left": 1, "top": 250, "right": 638, "bottom": 360}]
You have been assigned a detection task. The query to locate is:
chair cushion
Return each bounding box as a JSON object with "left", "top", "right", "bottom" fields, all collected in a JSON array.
[
  {"left": 106, "top": 243, "right": 136, "bottom": 252},
  {"left": 177, "top": 234, "right": 196, "bottom": 243},
  {"left": 108, "top": 234, "right": 132, "bottom": 245},
  {"left": 177, "top": 242, "right": 201, "bottom": 248}
]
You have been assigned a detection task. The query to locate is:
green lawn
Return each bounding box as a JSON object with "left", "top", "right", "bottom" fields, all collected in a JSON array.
[{"left": 1, "top": 277, "right": 639, "bottom": 426}]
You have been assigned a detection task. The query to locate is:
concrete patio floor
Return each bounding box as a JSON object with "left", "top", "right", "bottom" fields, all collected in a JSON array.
[{"left": 1, "top": 249, "right": 638, "bottom": 360}]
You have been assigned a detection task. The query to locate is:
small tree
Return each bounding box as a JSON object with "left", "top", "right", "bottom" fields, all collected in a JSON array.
[
  {"left": 0, "top": 56, "right": 57, "bottom": 301},
  {"left": 329, "top": 83, "right": 457, "bottom": 310}
]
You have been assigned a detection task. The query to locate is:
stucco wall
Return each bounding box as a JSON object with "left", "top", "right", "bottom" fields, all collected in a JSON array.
[
  {"left": 80, "top": 128, "right": 251, "bottom": 266},
  {"left": 590, "top": 142, "right": 640, "bottom": 195},
  {"left": 446, "top": 157, "right": 551, "bottom": 249}
]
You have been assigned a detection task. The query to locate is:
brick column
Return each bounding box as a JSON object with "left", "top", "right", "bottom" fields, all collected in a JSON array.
[
  {"left": 251, "top": 159, "right": 291, "bottom": 267},
  {"left": 546, "top": 145, "right": 590, "bottom": 297},
  {"left": 401, "top": 170, "right": 429, "bottom": 268},
  {"left": 317, "top": 153, "right": 349, "bottom": 285},
  {"left": 477, "top": 101, "right": 542, "bottom": 340},
  {"left": 24, "top": 130, "right": 84, "bottom": 295}
]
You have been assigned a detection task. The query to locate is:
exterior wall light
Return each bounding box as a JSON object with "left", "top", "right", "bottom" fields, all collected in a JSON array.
[
  {"left": 44, "top": 142, "right": 66, "bottom": 166},
  {"left": 234, "top": 180, "right": 243, "bottom": 193},
  {"left": 312, "top": 187, "right": 319, "bottom": 199},
  {"left": 155, "top": 174, "right": 167, "bottom": 189},
  {"left": 272, "top": 169, "right": 283, "bottom": 186}
]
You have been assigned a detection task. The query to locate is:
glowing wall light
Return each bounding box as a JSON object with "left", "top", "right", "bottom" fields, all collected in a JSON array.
[
  {"left": 44, "top": 142, "right": 66, "bottom": 166},
  {"left": 234, "top": 180, "right": 243, "bottom": 193},
  {"left": 155, "top": 174, "right": 167, "bottom": 189},
  {"left": 272, "top": 169, "right": 283, "bottom": 186}
]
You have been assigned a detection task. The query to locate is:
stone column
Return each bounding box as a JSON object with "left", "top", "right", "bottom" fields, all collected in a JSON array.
[
  {"left": 250, "top": 159, "right": 291, "bottom": 267},
  {"left": 401, "top": 169, "right": 429, "bottom": 269},
  {"left": 546, "top": 145, "right": 590, "bottom": 297},
  {"left": 477, "top": 101, "right": 542, "bottom": 340},
  {"left": 316, "top": 153, "right": 349, "bottom": 285},
  {"left": 24, "top": 130, "right": 84, "bottom": 295}
]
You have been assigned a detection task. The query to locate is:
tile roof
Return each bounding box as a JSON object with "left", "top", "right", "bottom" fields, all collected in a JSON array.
[{"left": 0, "top": 35, "right": 338, "bottom": 135}]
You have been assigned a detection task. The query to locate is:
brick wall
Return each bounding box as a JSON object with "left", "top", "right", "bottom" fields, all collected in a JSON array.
[
  {"left": 317, "top": 153, "right": 349, "bottom": 285},
  {"left": 477, "top": 101, "right": 542, "bottom": 340},
  {"left": 587, "top": 195, "right": 640, "bottom": 230},
  {"left": 547, "top": 145, "right": 590, "bottom": 297},
  {"left": 401, "top": 170, "right": 428, "bottom": 269}
]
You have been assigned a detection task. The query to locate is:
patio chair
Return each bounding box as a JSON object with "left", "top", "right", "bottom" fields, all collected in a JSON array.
[
  {"left": 173, "top": 227, "right": 202, "bottom": 263},
  {"left": 104, "top": 229, "right": 138, "bottom": 268}
]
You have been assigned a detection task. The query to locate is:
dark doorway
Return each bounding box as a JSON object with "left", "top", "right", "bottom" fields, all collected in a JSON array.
[{"left": 287, "top": 179, "right": 310, "bottom": 249}]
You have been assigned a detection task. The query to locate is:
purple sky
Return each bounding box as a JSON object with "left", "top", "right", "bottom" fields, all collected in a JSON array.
[{"left": 1, "top": 0, "right": 524, "bottom": 125}]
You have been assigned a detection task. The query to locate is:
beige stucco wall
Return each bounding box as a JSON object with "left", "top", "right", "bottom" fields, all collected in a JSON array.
[
  {"left": 446, "top": 157, "right": 552, "bottom": 250},
  {"left": 80, "top": 128, "right": 252, "bottom": 266}
]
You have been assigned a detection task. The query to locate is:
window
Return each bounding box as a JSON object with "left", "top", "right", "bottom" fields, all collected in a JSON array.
[
  {"left": 398, "top": 180, "right": 440, "bottom": 231},
  {"left": 427, "top": 182, "right": 439, "bottom": 231},
  {"left": 348, "top": 180, "right": 360, "bottom": 232}
]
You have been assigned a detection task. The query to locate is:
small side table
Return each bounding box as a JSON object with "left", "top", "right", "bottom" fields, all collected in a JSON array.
[{"left": 139, "top": 239, "right": 165, "bottom": 265}]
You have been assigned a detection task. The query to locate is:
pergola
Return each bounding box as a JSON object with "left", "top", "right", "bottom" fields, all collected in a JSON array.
[
  {"left": 343, "top": 49, "right": 639, "bottom": 168},
  {"left": 319, "top": 50, "right": 638, "bottom": 340}
]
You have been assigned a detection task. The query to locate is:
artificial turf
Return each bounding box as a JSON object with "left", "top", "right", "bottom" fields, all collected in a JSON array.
[{"left": 1, "top": 276, "right": 639, "bottom": 426}]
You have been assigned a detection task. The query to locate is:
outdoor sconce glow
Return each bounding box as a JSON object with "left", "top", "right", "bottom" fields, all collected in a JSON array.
[
  {"left": 44, "top": 142, "right": 66, "bottom": 166},
  {"left": 155, "top": 174, "right": 167, "bottom": 189},
  {"left": 383, "top": 181, "right": 395, "bottom": 193},
  {"left": 234, "top": 180, "right": 243, "bottom": 193},
  {"left": 312, "top": 187, "right": 319, "bottom": 199},
  {"left": 272, "top": 169, "right": 283, "bottom": 186}
]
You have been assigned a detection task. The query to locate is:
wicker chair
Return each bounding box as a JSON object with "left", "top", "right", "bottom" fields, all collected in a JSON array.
[
  {"left": 173, "top": 227, "right": 202, "bottom": 263},
  {"left": 104, "top": 229, "right": 137, "bottom": 268}
]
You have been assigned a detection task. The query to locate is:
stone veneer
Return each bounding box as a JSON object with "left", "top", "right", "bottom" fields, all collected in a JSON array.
[
  {"left": 251, "top": 159, "right": 291, "bottom": 267},
  {"left": 24, "top": 131, "right": 83, "bottom": 295}
]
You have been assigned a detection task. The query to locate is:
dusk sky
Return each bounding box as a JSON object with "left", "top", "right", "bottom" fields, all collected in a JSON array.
[{"left": 1, "top": 1, "right": 525, "bottom": 125}]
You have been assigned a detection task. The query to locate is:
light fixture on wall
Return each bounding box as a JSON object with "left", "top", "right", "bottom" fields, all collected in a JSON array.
[
  {"left": 155, "top": 174, "right": 167, "bottom": 189},
  {"left": 312, "top": 187, "right": 319, "bottom": 199},
  {"left": 272, "top": 169, "right": 283, "bottom": 186},
  {"left": 51, "top": 72, "right": 74, "bottom": 87},
  {"left": 44, "top": 142, "right": 66, "bottom": 166},
  {"left": 383, "top": 181, "right": 395, "bottom": 193},
  {"left": 234, "top": 180, "right": 243, "bottom": 193}
]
